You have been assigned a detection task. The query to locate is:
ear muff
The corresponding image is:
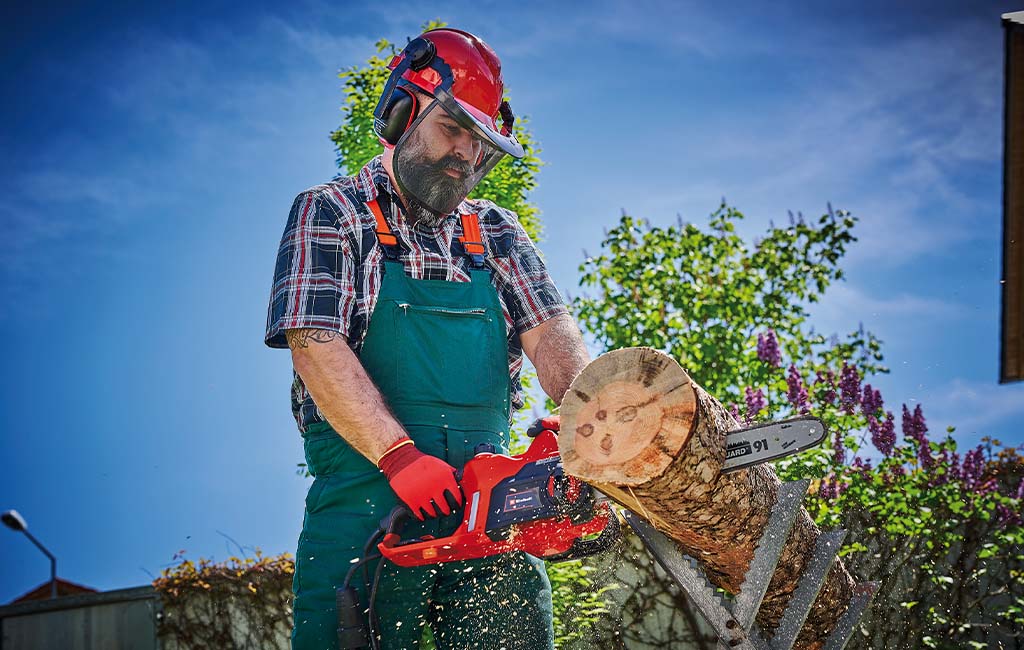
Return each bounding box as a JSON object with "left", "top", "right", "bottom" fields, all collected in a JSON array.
[{"left": 375, "top": 85, "right": 419, "bottom": 146}]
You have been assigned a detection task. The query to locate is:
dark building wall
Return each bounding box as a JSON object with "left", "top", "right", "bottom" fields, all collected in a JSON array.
[
  {"left": 1002, "top": 12, "right": 1024, "bottom": 383},
  {"left": 0, "top": 587, "right": 158, "bottom": 650}
]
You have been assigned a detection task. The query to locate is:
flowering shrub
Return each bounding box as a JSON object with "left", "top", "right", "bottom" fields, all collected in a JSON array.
[
  {"left": 575, "top": 206, "right": 1024, "bottom": 649},
  {"left": 767, "top": 348, "right": 1024, "bottom": 649}
]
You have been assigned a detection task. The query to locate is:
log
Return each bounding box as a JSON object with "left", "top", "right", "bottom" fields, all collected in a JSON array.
[{"left": 560, "top": 347, "right": 856, "bottom": 650}]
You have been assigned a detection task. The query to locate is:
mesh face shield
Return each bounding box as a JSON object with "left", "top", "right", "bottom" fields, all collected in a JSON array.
[{"left": 392, "top": 90, "right": 521, "bottom": 216}]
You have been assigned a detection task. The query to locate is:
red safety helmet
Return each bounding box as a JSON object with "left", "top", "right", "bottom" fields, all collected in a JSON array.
[{"left": 374, "top": 28, "right": 523, "bottom": 158}]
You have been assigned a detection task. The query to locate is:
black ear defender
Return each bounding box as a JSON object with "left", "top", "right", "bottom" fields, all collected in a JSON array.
[
  {"left": 376, "top": 85, "right": 419, "bottom": 145},
  {"left": 373, "top": 37, "right": 436, "bottom": 144}
]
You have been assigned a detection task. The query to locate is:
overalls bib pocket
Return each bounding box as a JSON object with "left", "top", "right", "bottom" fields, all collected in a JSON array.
[{"left": 392, "top": 301, "right": 499, "bottom": 408}]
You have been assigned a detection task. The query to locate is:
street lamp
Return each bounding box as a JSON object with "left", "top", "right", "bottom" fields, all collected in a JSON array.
[{"left": 2, "top": 510, "right": 57, "bottom": 599}]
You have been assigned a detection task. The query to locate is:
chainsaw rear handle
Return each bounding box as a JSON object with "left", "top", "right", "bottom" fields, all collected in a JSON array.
[{"left": 380, "top": 505, "right": 413, "bottom": 539}]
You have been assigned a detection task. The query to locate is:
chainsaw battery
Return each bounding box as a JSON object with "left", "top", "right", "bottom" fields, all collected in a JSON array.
[{"left": 485, "top": 457, "right": 595, "bottom": 541}]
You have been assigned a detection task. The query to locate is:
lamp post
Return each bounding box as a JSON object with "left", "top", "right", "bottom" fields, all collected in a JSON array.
[{"left": 2, "top": 510, "right": 57, "bottom": 599}]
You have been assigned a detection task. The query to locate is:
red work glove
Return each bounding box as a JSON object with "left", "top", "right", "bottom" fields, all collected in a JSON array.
[
  {"left": 526, "top": 415, "right": 560, "bottom": 437},
  {"left": 378, "top": 438, "right": 463, "bottom": 521}
]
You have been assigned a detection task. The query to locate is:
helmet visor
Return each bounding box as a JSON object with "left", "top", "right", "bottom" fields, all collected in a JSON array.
[
  {"left": 393, "top": 100, "right": 508, "bottom": 216},
  {"left": 432, "top": 86, "right": 524, "bottom": 158}
]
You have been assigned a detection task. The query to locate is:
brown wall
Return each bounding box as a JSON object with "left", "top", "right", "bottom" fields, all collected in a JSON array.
[{"left": 1002, "top": 16, "right": 1024, "bottom": 383}]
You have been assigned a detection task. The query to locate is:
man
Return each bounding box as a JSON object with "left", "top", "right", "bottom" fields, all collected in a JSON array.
[{"left": 265, "top": 28, "right": 590, "bottom": 650}]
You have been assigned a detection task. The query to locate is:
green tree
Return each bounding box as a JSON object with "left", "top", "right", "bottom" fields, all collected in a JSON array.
[{"left": 574, "top": 207, "right": 1024, "bottom": 649}]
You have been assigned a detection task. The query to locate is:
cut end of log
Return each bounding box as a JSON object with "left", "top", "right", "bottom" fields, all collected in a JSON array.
[{"left": 560, "top": 348, "right": 697, "bottom": 486}]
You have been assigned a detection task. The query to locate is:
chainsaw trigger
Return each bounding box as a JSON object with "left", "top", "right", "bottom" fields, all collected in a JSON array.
[{"left": 443, "top": 489, "right": 463, "bottom": 514}]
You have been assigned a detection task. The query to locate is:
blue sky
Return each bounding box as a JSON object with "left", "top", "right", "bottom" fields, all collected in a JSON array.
[{"left": 1, "top": 0, "right": 1020, "bottom": 601}]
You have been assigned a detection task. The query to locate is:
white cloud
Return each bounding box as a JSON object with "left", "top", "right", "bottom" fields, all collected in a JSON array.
[
  {"left": 922, "top": 378, "right": 1024, "bottom": 444},
  {"left": 642, "top": 16, "right": 1000, "bottom": 269},
  {"left": 810, "top": 282, "right": 963, "bottom": 333}
]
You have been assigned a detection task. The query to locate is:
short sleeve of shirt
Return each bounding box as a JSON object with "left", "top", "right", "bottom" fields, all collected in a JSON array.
[
  {"left": 497, "top": 212, "right": 568, "bottom": 334},
  {"left": 264, "top": 190, "right": 356, "bottom": 348}
]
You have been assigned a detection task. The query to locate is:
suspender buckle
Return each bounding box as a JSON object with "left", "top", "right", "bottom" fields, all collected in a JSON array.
[
  {"left": 366, "top": 197, "right": 401, "bottom": 259},
  {"left": 459, "top": 213, "right": 488, "bottom": 269}
]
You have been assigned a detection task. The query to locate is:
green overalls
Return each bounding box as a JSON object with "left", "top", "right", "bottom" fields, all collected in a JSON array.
[{"left": 291, "top": 203, "right": 555, "bottom": 650}]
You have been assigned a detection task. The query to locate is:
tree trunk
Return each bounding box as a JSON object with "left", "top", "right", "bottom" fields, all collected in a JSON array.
[{"left": 559, "top": 347, "right": 856, "bottom": 650}]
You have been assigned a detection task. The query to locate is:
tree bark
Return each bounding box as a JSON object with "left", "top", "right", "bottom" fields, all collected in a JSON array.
[{"left": 559, "top": 347, "right": 856, "bottom": 650}]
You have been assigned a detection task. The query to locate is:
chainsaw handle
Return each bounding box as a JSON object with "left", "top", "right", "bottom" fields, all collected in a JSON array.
[
  {"left": 526, "top": 416, "right": 560, "bottom": 438},
  {"left": 380, "top": 505, "right": 413, "bottom": 538}
]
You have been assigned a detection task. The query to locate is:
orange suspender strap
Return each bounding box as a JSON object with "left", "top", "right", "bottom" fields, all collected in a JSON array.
[
  {"left": 459, "top": 212, "right": 486, "bottom": 267},
  {"left": 365, "top": 198, "right": 399, "bottom": 254}
]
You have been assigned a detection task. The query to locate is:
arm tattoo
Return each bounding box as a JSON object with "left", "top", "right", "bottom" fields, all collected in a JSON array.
[{"left": 286, "top": 328, "right": 344, "bottom": 349}]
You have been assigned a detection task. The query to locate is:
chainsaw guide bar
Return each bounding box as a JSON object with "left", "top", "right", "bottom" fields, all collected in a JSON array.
[{"left": 722, "top": 415, "right": 828, "bottom": 473}]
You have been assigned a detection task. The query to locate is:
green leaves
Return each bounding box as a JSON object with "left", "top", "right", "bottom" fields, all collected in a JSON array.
[
  {"left": 548, "top": 560, "right": 618, "bottom": 646},
  {"left": 574, "top": 204, "right": 879, "bottom": 406}
]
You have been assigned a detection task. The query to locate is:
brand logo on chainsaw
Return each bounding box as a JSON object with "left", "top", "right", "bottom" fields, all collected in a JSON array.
[
  {"left": 726, "top": 441, "right": 753, "bottom": 459},
  {"left": 504, "top": 488, "right": 541, "bottom": 512}
]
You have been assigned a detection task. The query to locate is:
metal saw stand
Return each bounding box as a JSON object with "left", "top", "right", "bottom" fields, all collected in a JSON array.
[{"left": 622, "top": 479, "right": 876, "bottom": 650}]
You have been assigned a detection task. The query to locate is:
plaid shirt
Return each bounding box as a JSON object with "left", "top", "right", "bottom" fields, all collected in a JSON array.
[{"left": 265, "top": 155, "right": 567, "bottom": 431}]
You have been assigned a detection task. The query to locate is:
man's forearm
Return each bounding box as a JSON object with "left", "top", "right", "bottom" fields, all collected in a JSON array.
[
  {"left": 527, "top": 314, "right": 591, "bottom": 406},
  {"left": 286, "top": 328, "right": 408, "bottom": 463}
]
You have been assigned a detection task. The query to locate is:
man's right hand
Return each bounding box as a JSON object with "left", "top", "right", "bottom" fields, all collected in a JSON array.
[{"left": 378, "top": 439, "right": 463, "bottom": 520}]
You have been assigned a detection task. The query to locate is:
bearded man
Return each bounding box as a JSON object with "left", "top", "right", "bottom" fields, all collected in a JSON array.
[{"left": 265, "top": 28, "right": 590, "bottom": 650}]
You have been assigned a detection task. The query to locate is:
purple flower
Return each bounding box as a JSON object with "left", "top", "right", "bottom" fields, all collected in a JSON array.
[
  {"left": 786, "top": 365, "right": 810, "bottom": 414},
  {"left": 851, "top": 456, "right": 873, "bottom": 478},
  {"left": 871, "top": 411, "right": 896, "bottom": 456},
  {"left": 948, "top": 452, "right": 962, "bottom": 482},
  {"left": 932, "top": 448, "right": 960, "bottom": 486},
  {"left": 961, "top": 446, "right": 985, "bottom": 491},
  {"left": 996, "top": 504, "right": 1021, "bottom": 527},
  {"left": 757, "top": 330, "right": 782, "bottom": 367},
  {"left": 833, "top": 430, "right": 847, "bottom": 467},
  {"left": 901, "top": 404, "right": 932, "bottom": 468},
  {"left": 901, "top": 404, "right": 914, "bottom": 439},
  {"left": 728, "top": 403, "right": 742, "bottom": 423},
  {"left": 815, "top": 370, "right": 837, "bottom": 406},
  {"left": 819, "top": 477, "right": 839, "bottom": 500},
  {"left": 744, "top": 387, "right": 766, "bottom": 422},
  {"left": 1016, "top": 477, "right": 1024, "bottom": 502},
  {"left": 861, "top": 384, "right": 883, "bottom": 417},
  {"left": 839, "top": 364, "right": 861, "bottom": 414}
]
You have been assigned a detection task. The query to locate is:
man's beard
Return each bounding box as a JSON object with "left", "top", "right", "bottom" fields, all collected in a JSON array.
[{"left": 394, "top": 129, "right": 475, "bottom": 228}]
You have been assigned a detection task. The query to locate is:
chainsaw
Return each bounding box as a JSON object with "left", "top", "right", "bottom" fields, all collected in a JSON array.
[
  {"left": 377, "top": 423, "right": 620, "bottom": 567},
  {"left": 376, "top": 414, "right": 828, "bottom": 567}
]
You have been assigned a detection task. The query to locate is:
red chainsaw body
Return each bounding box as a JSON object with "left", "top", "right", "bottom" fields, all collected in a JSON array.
[{"left": 378, "top": 430, "right": 611, "bottom": 567}]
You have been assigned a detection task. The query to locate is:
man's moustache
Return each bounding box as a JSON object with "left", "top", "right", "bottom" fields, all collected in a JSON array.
[{"left": 436, "top": 155, "right": 473, "bottom": 175}]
